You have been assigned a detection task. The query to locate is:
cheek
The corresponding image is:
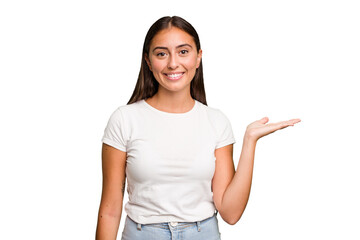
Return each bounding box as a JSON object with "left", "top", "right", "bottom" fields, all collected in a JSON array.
[
  {"left": 150, "top": 60, "right": 165, "bottom": 74},
  {"left": 184, "top": 57, "right": 199, "bottom": 71}
]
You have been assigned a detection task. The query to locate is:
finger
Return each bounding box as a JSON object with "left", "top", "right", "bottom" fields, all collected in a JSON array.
[
  {"left": 287, "top": 118, "right": 301, "bottom": 126},
  {"left": 279, "top": 119, "right": 301, "bottom": 128},
  {"left": 266, "top": 122, "right": 288, "bottom": 132},
  {"left": 269, "top": 120, "right": 295, "bottom": 131},
  {"left": 258, "top": 117, "right": 269, "bottom": 124},
  {"left": 260, "top": 118, "right": 300, "bottom": 136},
  {"left": 292, "top": 118, "right": 301, "bottom": 124}
]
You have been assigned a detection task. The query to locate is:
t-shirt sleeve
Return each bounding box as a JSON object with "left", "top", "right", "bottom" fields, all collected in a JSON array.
[
  {"left": 215, "top": 110, "right": 236, "bottom": 149},
  {"left": 101, "top": 108, "right": 127, "bottom": 152}
]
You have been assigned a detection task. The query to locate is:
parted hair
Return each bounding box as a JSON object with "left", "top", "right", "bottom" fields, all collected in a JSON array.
[{"left": 127, "top": 16, "right": 207, "bottom": 105}]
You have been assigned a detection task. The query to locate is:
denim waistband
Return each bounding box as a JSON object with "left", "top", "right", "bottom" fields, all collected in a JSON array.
[{"left": 130, "top": 211, "right": 218, "bottom": 232}]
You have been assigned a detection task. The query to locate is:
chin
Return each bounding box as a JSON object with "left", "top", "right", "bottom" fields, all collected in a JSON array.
[{"left": 166, "top": 83, "right": 192, "bottom": 92}]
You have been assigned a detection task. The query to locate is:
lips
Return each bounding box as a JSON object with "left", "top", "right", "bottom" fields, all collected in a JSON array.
[{"left": 164, "top": 72, "right": 184, "bottom": 81}]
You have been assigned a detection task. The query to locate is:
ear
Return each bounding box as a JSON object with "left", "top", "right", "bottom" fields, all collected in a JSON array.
[
  {"left": 196, "top": 49, "right": 202, "bottom": 68},
  {"left": 145, "top": 54, "right": 152, "bottom": 71}
]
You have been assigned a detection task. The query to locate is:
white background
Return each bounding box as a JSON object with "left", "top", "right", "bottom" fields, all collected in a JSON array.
[{"left": 1, "top": 0, "right": 359, "bottom": 239}]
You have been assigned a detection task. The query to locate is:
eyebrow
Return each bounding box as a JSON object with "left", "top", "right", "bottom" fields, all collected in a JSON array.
[{"left": 152, "top": 44, "right": 193, "bottom": 52}]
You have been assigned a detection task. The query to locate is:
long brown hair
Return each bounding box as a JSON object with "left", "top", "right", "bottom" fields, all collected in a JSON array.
[{"left": 127, "top": 16, "right": 207, "bottom": 105}]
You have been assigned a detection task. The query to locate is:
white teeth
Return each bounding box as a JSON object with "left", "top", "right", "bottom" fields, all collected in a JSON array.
[{"left": 167, "top": 73, "right": 183, "bottom": 78}]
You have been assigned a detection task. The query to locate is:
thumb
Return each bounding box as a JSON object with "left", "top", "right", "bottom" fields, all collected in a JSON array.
[{"left": 258, "top": 117, "right": 269, "bottom": 124}]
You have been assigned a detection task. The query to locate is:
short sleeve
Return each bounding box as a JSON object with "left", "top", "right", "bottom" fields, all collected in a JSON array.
[
  {"left": 215, "top": 110, "right": 236, "bottom": 149},
  {"left": 101, "top": 108, "right": 127, "bottom": 152}
]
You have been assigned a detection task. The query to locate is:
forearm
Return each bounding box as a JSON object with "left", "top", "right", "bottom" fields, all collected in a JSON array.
[
  {"left": 217, "top": 117, "right": 300, "bottom": 225},
  {"left": 96, "top": 207, "right": 122, "bottom": 240},
  {"left": 220, "top": 135, "right": 257, "bottom": 225}
]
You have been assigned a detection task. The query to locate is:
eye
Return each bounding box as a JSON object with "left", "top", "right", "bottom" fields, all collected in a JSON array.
[
  {"left": 156, "top": 52, "right": 167, "bottom": 57},
  {"left": 179, "top": 50, "right": 189, "bottom": 55}
]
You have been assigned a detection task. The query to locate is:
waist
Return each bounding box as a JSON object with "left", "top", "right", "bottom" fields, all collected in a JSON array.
[
  {"left": 124, "top": 201, "right": 216, "bottom": 224},
  {"left": 126, "top": 211, "right": 218, "bottom": 230}
]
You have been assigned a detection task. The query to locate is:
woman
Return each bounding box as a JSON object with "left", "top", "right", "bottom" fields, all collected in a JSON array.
[{"left": 96, "top": 16, "right": 300, "bottom": 240}]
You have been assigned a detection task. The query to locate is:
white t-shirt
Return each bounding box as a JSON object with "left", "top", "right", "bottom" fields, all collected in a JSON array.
[{"left": 102, "top": 99, "right": 236, "bottom": 224}]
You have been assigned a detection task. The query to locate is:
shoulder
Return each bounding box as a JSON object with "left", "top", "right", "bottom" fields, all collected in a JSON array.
[
  {"left": 110, "top": 100, "right": 145, "bottom": 117},
  {"left": 196, "top": 101, "right": 231, "bottom": 123}
]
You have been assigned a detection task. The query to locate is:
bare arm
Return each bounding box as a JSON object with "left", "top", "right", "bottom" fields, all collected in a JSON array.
[
  {"left": 212, "top": 117, "right": 301, "bottom": 225},
  {"left": 96, "top": 143, "right": 127, "bottom": 240}
]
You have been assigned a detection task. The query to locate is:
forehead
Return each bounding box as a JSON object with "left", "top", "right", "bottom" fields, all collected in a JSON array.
[{"left": 150, "top": 27, "right": 196, "bottom": 49}]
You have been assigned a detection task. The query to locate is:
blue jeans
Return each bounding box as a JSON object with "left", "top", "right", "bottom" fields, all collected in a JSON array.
[{"left": 121, "top": 212, "right": 221, "bottom": 240}]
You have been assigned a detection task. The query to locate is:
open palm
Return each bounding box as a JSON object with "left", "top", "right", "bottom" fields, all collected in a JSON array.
[{"left": 246, "top": 117, "right": 301, "bottom": 141}]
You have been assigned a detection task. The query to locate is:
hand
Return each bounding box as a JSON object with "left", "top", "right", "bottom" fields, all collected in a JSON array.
[{"left": 245, "top": 117, "right": 301, "bottom": 141}]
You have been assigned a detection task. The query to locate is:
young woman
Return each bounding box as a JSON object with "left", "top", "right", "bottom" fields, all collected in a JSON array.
[{"left": 96, "top": 16, "right": 300, "bottom": 240}]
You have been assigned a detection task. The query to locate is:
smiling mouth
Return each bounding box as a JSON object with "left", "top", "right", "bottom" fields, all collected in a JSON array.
[{"left": 164, "top": 72, "right": 184, "bottom": 81}]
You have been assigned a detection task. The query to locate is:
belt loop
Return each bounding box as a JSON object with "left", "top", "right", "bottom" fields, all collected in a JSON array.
[
  {"left": 137, "top": 223, "right": 142, "bottom": 231},
  {"left": 196, "top": 221, "right": 201, "bottom": 232}
]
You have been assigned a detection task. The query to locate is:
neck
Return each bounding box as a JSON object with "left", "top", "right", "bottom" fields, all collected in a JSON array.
[{"left": 146, "top": 87, "right": 195, "bottom": 113}]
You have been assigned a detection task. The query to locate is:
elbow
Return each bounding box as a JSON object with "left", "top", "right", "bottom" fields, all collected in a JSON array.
[
  {"left": 225, "top": 219, "right": 237, "bottom": 225},
  {"left": 224, "top": 215, "right": 241, "bottom": 225},
  {"left": 219, "top": 210, "right": 243, "bottom": 225},
  {"left": 216, "top": 199, "right": 248, "bottom": 225}
]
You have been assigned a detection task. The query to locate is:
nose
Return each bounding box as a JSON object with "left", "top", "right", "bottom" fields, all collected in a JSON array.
[{"left": 167, "top": 54, "right": 179, "bottom": 69}]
